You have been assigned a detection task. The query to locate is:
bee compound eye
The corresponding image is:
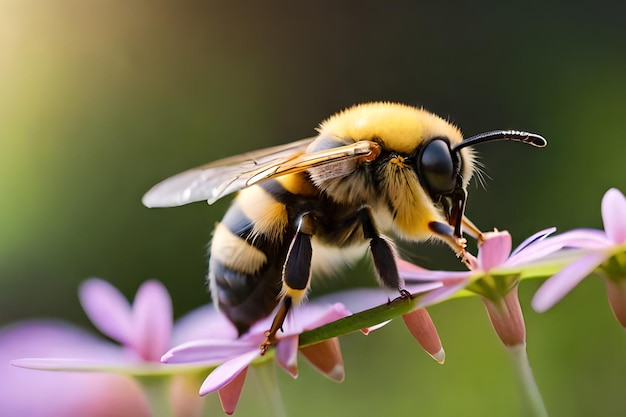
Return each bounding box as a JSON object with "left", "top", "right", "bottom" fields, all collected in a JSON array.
[{"left": 419, "top": 138, "right": 456, "bottom": 195}]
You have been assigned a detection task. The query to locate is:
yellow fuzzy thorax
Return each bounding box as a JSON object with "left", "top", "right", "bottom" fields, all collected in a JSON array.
[{"left": 317, "top": 102, "right": 464, "bottom": 154}]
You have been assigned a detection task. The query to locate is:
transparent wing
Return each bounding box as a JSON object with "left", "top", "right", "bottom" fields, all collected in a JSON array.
[{"left": 142, "top": 137, "right": 378, "bottom": 207}]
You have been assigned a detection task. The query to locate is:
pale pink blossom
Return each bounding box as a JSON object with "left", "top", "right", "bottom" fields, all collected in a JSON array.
[{"left": 532, "top": 188, "right": 626, "bottom": 326}]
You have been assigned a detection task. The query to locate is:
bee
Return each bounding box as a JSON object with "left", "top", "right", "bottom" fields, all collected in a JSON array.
[{"left": 142, "top": 102, "right": 546, "bottom": 352}]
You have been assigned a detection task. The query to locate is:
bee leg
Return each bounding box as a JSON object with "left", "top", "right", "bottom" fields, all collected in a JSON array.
[
  {"left": 461, "top": 216, "right": 485, "bottom": 243},
  {"left": 260, "top": 296, "right": 292, "bottom": 355},
  {"left": 428, "top": 221, "right": 468, "bottom": 260},
  {"left": 358, "top": 207, "right": 403, "bottom": 292},
  {"left": 260, "top": 213, "right": 315, "bottom": 355}
]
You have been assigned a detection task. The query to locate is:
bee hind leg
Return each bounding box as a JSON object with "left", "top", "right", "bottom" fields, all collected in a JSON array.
[
  {"left": 260, "top": 296, "right": 293, "bottom": 355},
  {"left": 260, "top": 213, "right": 315, "bottom": 355}
]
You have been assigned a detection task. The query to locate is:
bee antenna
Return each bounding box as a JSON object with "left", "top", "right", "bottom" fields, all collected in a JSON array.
[{"left": 452, "top": 130, "right": 547, "bottom": 152}]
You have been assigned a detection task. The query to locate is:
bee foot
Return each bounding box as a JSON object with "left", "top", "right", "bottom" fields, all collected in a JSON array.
[
  {"left": 260, "top": 331, "right": 276, "bottom": 355},
  {"left": 389, "top": 288, "right": 412, "bottom": 305},
  {"left": 454, "top": 238, "right": 467, "bottom": 257}
]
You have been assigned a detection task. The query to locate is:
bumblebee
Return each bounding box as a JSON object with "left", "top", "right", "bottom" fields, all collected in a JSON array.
[{"left": 143, "top": 102, "right": 546, "bottom": 352}]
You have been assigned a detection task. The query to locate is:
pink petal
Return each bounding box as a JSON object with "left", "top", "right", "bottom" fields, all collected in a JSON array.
[
  {"left": 418, "top": 279, "right": 469, "bottom": 307},
  {"left": 401, "top": 268, "right": 472, "bottom": 282},
  {"left": 169, "top": 375, "right": 205, "bottom": 417},
  {"left": 282, "top": 303, "right": 351, "bottom": 336},
  {"left": 395, "top": 259, "right": 430, "bottom": 277},
  {"left": 403, "top": 281, "right": 446, "bottom": 295},
  {"left": 602, "top": 188, "right": 626, "bottom": 244},
  {"left": 314, "top": 288, "right": 391, "bottom": 314},
  {"left": 478, "top": 231, "right": 512, "bottom": 270},
  {"left": 1, "top": 321, "right": 149, "bottom": 417},
  {"left": 199, "top": 349, "right": 260, "bottom": 395},
  {"left": 506, "top": 229, "right": 610, "bottom": 266},
  {"left": 482, "top": 287, "right": 526, "bottom": 347},
  {"left": 604, "top": 277, "right": 626, "bottom": 328},
  {"left": 218, "top": 367, "right": 248, "bottom": 415},
  {"left": 314, "top": 286, "right": 441, "bottom": 316},
  {"left": 275, "top": 335, "right": 299, "bottom": 378},
  {"left": 532, "top": 251, "right": 609, "bottom": 312},
  {"left": 171, "top": 305, "right": 238, "bottom": 345},
  {"left": 131, "top": 280, "right": 173, "bottom": 362},
  {"left": 509, "top": 227, "right": 556, "bottom": 258},
  {"left": 162, "top": 340, "right": 256, "bottom": 364},
  {"left": 402, "top": 309, "right": 445, "bottom": 363},
  {"left": 79, "top": 278, "right": 134, "bottom": 346},
  {"left": 299, "top": 338, "right": 345, "bottom": 382},
  {"left": 11, "top": 357, "right": 129, "bottom": 371}
]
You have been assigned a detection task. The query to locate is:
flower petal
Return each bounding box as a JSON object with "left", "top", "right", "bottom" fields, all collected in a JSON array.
[
  {"left": 275, "top": 335, "right": 299, "bottom": 378},
  {"left": 508, "top": 229, "right": 610, "bottom": 267},
  {"left": 1, "top": 321, "right": 149, "bottom": 417},
  {"left": 402, "top": 309, "right": 445, "bottom": 363},
  {"left": 532, "top": 251, "right": 609, "bottom": 312},
  {"left": 395, "top": 259, "right": 436, "bottom": 279},
  {"left": 217, "top": 367, "right": 248, "bottom": 415},
  {"left": 170, "top": 375, "right": 205, "bottom": 417},
  {"left": 401, "top": 268, "right": 472, "bottom": 282},
  {"left": 200, "top": 349, "right": 260, "bottom": 395},
  {"left": 281, "top": 303, "right": 351, "bottom": 336},
  {"left": 132, "top": 280, "right": 173, "bottom": 362},
  {"left": 482, "top": 287, "right": 526, "bottom": 347},
  {"left": 162, "top": 339, "right": 256, "bottom": 364},
  {"left": 509, "top": 227, "right": 556, "bottom": 258},
  {"left": 171, "top": 305, "right": 238, "bottom": 345},
  {"left": 314, "top": 288, "right": 391, "bottom": 314},
  {"left": 478, "top": 231, "right": 512, "bottom": 270},
  {"left": 11, "top": 357, "right": 130, "bottom": 371},
  {"left": 403, "top": 281, "right": 446, "bottom": 295},
  {"left": 79, "top": 278, "right": 134, "bottom": 346},
  {"left": 602, "top": 277, "right": 626, "bottom": 328},
  {"left": 300, "top": 338, "right": 345, "bottom": 382},
  {"left": 418, "top": 279, "right": 470, "bottom": 307},
  {"left": 397, "top": 258, "right": 471, "bottom": 282},
  {"left": 602, "top": 188, "right": 626, "bottom": 244}
]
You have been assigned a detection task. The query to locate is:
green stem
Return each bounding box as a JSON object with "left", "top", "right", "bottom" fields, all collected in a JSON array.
[
  {"left": 254, "top": 360, "right": 287, "bottom": 417},
  {"left": 136, "top": 376, "right": 174, "bottom": 417},
  {"left": 299, "top": 258, "right": 569, "bottom": 349},
  {"left": 506, "top": 344, "right": 549, "bottom": 417},
  {"left": 299, "top": 293, "right": 418, "bottom": 347}
]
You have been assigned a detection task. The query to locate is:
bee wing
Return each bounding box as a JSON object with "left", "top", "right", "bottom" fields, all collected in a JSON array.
[{"left": 142, "top": 137, "right": 378, "bottom": 207}]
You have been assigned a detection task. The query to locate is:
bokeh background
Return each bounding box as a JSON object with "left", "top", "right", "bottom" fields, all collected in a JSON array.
[{"left": 2, "top": 1, "right": 626, "bottom": 416}]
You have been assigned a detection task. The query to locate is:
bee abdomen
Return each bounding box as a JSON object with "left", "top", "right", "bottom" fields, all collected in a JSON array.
[
  {"left": 208, "top": 186, "right": 293, "bottom": 335},
  {"left": 209, "top": 258, "right": 283, "bottom": 335}
]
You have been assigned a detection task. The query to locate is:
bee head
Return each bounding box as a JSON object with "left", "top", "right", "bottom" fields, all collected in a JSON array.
[{"left": 416, "top": 130, "right": 547, "bottom": 237}]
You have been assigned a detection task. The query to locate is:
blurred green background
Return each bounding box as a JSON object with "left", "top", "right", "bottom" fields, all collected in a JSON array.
[{"left": 2, "top": 1, "right": 626, "bottom": 416}]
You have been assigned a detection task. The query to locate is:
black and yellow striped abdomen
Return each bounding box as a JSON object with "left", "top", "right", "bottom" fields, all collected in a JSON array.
[
  {"left": 208, "top": 171, "right": 371, "bottom": 335},
  {"left": 208, "top": 182, "right": 293, "bottom": 334}
]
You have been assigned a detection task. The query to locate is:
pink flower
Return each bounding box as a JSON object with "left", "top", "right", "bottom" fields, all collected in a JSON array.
[
  {"left": 163, "top": 301, "right": 352, "bottom": 415},
  {"left": 532, "top": 188, "right": 626, "bottom": 326},
  {"left": 400, "top": 228, "right": 562, "bottom": 306},
  {"left": 399, "top": 228, "right": 563, "bottom": 347},
  {"left": 7, "top": 278, "right": 232, "bottom": 417},
  {"left": 0, "top": 322, "right": 150, "bottom": 417}
]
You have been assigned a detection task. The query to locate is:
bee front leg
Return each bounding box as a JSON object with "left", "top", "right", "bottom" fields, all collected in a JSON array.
[
  {"left": 358, "top": 206, "right": 403, "bottom": 292},
  {"left": 429, "top": 221, "right": 467, "bottom": 255},
  {"left": 461, "top": 215, "right": 485, "bottom": 243},
  {"left": 260, "top": 213, "right": 315, "bottom": 355}
]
